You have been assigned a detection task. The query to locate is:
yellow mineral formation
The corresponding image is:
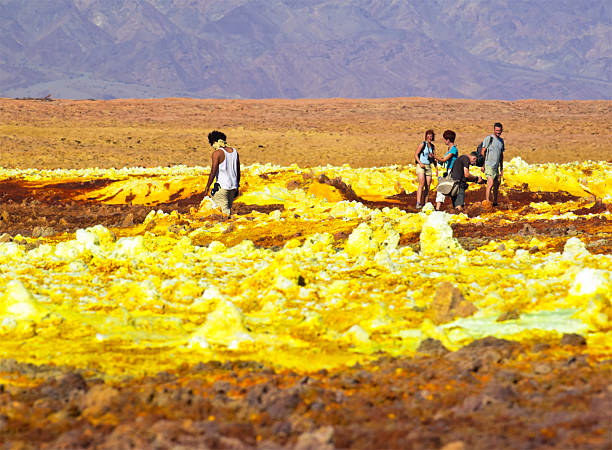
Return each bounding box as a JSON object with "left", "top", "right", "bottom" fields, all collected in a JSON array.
[
  {"left": 193, "top": 299, "right": 251, "bottom": 347},
  {"left": 419, "top": 211, "right": 462, "bottom": 255},
  {"left": 1, "top": 280, "right": 47, "bottom": 321},
  {"left": 0, "top": 159, "right": 610, "bottom": 376}
]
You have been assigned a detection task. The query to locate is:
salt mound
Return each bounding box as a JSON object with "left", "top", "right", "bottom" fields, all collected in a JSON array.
[
  {"left": 563, "top": 237, "right": 590, "bottom": 260},
  {"left": 570, "top": 268, "right": 612, "bottom": 331},
  {"left": 569, "top": 268, "right": 608, "bottom": 297},
  {"left": 192, "top": 300, "right": 251, "bottom": 347},
  {"left": 0, "top": 280, "right": 46, "bottom": 320},
  {"left": 345, "top": 220, "right": 400, "bottom": 258},
  {"left": 419, "top": 211, "right": 462, "bottom": 255}
]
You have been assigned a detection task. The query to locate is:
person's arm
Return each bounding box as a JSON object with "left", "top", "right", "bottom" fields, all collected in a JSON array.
[
  {"left": 437, "top": 152, "right": 452, "bottom": 163},
  {"left": 428, "top": 144, "right": 435, "bottom": 170},
  {"left": 463, "top": 167, "right": 481, "bottom": 183},
  {"left": 203, "top": 149, "right": 223, "bottom": 196},
  {"left": 414, "top": 143, "right": 425, "bottom": 168},
  {"left": 480, "top": 140, "right": 486, "bottom": 173},
  {"left": 430, "top": 145, "right": 438, "bottom": 174},
  {"left": 480, "top": 137, "right": 490, "bottom": 172},
  {"left": 236, "top": 153, "right": 241, "bottom": 195},
  {"left": 499, "top": 150, "right": 504, "bottom": 178}
]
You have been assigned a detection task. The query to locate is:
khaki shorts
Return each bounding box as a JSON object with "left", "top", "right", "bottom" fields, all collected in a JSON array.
[
  {"left": 416, "top": 164, "right": 432, "bottom": 177},
  {"left": 212, "top": 188, "right": 238, "bottom": 215},
  {"left": 484, "top": 165, "right": 499, "bottom": 179}
]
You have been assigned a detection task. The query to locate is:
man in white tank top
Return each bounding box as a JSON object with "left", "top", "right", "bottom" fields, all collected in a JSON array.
[{"left": 203, "top": 130, "right": 241, "bottom": 217}]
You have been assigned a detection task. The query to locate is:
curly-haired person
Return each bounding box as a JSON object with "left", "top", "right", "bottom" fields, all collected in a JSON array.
[{"left": 203, "top": 130, "right": 241, "bottom": 217}]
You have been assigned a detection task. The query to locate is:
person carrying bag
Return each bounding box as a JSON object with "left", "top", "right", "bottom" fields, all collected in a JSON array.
[
  {"left": 437, "top": 151, "right": 485, "bottom": 212},
  {"left": 437, "top": 172, "right": 460, "bottom": 197},
  {"left": 414, "top": 129, "right": 438, "bottom": 209},
  {"left": 434, "top": 130, "right": 459, "bottom": 209}
]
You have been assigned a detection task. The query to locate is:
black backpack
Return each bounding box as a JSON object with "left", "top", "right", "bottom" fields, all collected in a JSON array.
[
  {"left": 415, "top": 141, "right": 434, "bottom": 164},
  {"left": 474, "top": 135, "right": 493, "bottom": 167},
  {"left": 474, "top": 143, "right": 485, "bottom": 167}
]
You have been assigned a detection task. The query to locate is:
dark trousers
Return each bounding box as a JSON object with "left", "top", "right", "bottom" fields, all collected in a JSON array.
[{"left": 451, "top": 181, "right": 468, "bottom": 207}]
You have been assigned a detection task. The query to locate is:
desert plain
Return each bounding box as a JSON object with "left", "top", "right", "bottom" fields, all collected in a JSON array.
[
  {"left": 0, "top": 97, "right": 611, "bottom": 449},
  {"left": 1, "top": 97, "right": 612, "bottom": 169}
]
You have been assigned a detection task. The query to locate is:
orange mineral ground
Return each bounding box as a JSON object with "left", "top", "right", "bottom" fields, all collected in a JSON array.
[{"left": 0, "top": 98, "right": 611, "bottom": 449}]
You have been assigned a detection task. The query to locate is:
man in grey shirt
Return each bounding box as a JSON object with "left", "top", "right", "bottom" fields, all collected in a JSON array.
[{"left": 482, "top": 122, "right": 505, "bottom": 206}]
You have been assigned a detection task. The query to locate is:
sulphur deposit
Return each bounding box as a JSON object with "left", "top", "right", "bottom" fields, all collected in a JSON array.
[{"left": 0, "top": 158, "right": 611, "bottom": 378}]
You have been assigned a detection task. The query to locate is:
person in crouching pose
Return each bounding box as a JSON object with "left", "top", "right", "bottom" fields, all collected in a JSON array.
[
  {"left": 203, "top": 130, "right": 241, "bottom": 217},
  {"left": 447, "top": 151, "right": 485, "bottom": 212}
]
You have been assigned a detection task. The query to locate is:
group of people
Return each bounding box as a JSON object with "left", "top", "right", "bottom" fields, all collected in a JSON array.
[
  {"left": 414, "top": 122, "right": 505, "bottom": 211},
  {"left": 202, "top": 123, "right": 505, "bottom": 217}
]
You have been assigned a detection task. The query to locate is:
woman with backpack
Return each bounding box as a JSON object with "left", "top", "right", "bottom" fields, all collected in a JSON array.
[{"left": 414, "top": 129, "right": 438, "bottom": 209}]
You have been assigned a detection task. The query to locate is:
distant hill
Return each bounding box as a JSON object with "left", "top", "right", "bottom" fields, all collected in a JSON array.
[{"left": 1, "top": 0, "right": 610, "bottom": 100}]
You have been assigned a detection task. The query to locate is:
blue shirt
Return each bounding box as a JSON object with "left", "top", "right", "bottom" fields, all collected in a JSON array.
[{"left": 444, "top": 145, "right": 458, "bottom": 171}]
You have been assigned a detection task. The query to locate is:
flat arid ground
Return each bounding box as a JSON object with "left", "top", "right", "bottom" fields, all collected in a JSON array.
[
  {"left": 0, "top": 98, "right": 611, "bottom": 450},
  {"left": 1, "top": 97, "right": 611, "bottom": 169}
]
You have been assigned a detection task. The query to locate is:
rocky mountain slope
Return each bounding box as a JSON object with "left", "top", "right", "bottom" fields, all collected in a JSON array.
[{"left": 0, "top": 0, "right": 610, "bottom": 99}]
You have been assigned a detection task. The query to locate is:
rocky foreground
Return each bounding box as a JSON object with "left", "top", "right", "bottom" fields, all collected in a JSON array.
[{"left": 1, "top": 335, "right": 611, "bottom": 449}]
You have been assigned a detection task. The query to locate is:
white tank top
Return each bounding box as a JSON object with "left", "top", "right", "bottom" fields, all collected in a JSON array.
[{"left": 217, "top": 147, "right": 239, "bottom": 189}]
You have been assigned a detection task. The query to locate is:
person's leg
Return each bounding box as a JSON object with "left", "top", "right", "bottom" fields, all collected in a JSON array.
[
  {"left": 416, "top": 168, "right": 425, "bottom": 207},
  {"left": 484, "top": 166, "right": 497, "bottom": 203},
  {"left": 452, "top": 181, "right": 467, "bottom": 211},
  {"left": 212, "top": 188, "right": 231, "bottom": 216},
  {"left": 226, "top": 188, "right": 238, "bottom": 216},
  {"left": 435, "top": 189, "right": 446, "bottom": 210},
  {"left": 485, "top": 177, "right": 494, "bottom": 202},
  {"left": 491, "top": 175, "right": 500, "bottom": 205},
  {"left": 450, "top": 194, "right": 458, "bottom": 210},
  {"left": 424, "top": 174, "right": 432, "bottom": 205}
]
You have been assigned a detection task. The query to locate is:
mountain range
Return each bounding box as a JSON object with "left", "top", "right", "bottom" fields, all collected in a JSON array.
[{"left": 1, "top": 0, "right": 610, "bottom": 100}]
